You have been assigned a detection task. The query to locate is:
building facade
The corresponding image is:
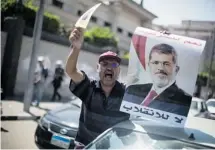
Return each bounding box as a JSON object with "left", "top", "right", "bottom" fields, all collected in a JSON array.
[
  {"left": 166, "top": 20, "right": 215, "bottom": 72},
  {"left": 34, "top": 0, "right": 157, "bottom": 54},
  {"left": 33, "top": 1, "right": 214, "bottom": 72},
  {"left": 168, "top": 20, "right": 215, "bottom": 39}
]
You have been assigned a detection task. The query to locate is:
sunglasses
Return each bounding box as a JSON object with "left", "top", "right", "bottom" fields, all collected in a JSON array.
[{"left": 100, "top": 62, "right": 120, "bottom": 68}]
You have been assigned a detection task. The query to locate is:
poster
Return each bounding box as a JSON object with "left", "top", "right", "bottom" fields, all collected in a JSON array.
[
  {"left": 75, "top": 3, "right": 101, "bottom": 29},
  {"left": 120, "top": 27, "right": 206, "bottom": 127}
]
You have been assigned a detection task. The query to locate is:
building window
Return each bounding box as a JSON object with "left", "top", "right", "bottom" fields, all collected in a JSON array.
[
  {"left": 91, "top": 16, "right": 97, "bottom": 23},
  {"left": 52, "top": 0, "right": 64, "bottom": 9},
  {"left": 117, "top": 27, "right": 123, "bottom": 33},
  {"left": 128, "top": 32, "right": 133, "bottom": 38},
  {"left": 104, "top": 21, "right": 112, "bottom": 28},
  {"left": 77, "top": 10, "right": 82, "bottom": 16}
]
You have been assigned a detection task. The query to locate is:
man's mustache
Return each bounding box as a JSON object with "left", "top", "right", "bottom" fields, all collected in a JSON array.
[
  {"left": 104, "top": 69, "right": 114, "bottom": 74},
  {"left": 155, "top": 70, "right": 167, "bottom": 76}
]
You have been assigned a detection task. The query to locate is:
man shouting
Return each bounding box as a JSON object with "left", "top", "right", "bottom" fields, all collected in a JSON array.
[{"left": 66, "top": 27, "right": 130, "bottom": 147}]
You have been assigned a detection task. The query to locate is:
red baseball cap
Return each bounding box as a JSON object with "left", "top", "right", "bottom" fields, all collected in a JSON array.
[{"left": 99, "top": 51, "right": 121, "bottom": 64}]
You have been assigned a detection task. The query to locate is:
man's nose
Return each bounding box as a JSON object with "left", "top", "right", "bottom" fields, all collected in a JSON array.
[
  {"left": 106, "top": 67, "right": 113, "bottom": 71},
  {"left": 106, "top": 64, "right": 113, "bottom": 70},
  {"left": 157, "top": 62, "right": 165, "bottom": 69}
]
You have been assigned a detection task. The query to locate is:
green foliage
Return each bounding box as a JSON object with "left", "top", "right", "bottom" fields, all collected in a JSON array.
[
  {"left": 1, "top": 0, "right": 60, "bottom": 34},
  {"left": 1, "top": 0, "right": 16, "bottom": 12},
  {"left": 122, "top": 52, "right": 130, "bottom": 59},
  {"left": 84, "top": 26, "right": 118, "bottom": 47},
  {"left": 195, "top": 60, "right": 215, "bottom": 86},
  {"left": 199, "top": 72, "right": 209, "bottom": 78},
  {"left": 203, "top": 61, "right": 215, "bottom": 76},
  {"left": 197, "top": 72, "right": 215, "bottom": 87},
  {"left": 199, "top": 72, "right": 215, "bottom": 79}
]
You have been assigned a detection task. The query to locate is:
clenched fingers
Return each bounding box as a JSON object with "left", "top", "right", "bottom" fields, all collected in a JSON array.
[
  {"left": 69, "top": 27, "right": 83, "bottom": 42},
  {"left": 75, "top": 27, "right": 83, "bottom": 36}
]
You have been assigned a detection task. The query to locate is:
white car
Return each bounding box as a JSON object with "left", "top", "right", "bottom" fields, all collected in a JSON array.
[
  {"left": 206, "top": 99, "right": 215, "bottom": 119},
  {"left": 85, "top": 118, "right": 215, "bottom": 149},
  {"left": 188, "top": 97, "right": 211, "bottom": 119}
]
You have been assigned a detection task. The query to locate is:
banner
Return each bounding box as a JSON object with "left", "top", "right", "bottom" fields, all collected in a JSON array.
[
  {"left": 120, "top": 27, "right": 206, "bottom": 127},
  {"left": 75, "top": 3, "right": 101, "bottom": 29}
]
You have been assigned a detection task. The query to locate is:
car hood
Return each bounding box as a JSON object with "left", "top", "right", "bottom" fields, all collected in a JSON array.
[
  {"left": 208, "top": 106, "right": 215, "bottom": 114},
  {"left": 46, "top": 103, "right": 81, "bottom": 128}
]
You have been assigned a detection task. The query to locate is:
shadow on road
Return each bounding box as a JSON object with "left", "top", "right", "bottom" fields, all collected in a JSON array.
[
  {"left": 1, "top": 127, "right": 9, "bottom": 132},
  {"left": 36, "top": 106, "right": 51, "bottom": 112}
]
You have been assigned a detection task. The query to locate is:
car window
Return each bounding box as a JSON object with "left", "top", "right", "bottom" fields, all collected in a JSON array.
[
  {"left": 197, "top": 102, "right": 202, "bottom": 111},
  {"left": 207, "top": 101, "right": 215, "bottom": 107},
  {"left": 201, "top": 102, "right": 208, "bottom": 111},
  {"left": 86, "top": 128, "right": 210, "bottom": 149},
  {"left": 190, "top": 101, "right": 198, "bottom": 110}
]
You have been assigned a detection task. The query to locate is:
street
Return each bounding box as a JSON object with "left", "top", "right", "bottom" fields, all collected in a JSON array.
[
  {"left": 1, "top": 120, "right": 39, "bottom": 149},
  {"left": 1, "top": 100, "right": 64, "bottom": 149}
]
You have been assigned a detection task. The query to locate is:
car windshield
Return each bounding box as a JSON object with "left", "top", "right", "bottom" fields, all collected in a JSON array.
[
  {"left": 86, "top": 128, "right": 208, "bottom": 149},
  {"left": 207, "top": 101, "right": 215, "bottom": 107}
]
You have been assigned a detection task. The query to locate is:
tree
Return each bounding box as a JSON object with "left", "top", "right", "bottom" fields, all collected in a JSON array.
[
  {"left": 1, "top": 0, "right": 61, "bottom": 34},
  {"left": 84, "top": 26, "right": 118, "bottom": 47},
  {"left": 202, "top": 61, "right": 215, "bottom": 87}
]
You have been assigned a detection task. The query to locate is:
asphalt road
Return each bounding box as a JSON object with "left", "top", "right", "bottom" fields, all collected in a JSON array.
[{"left": 1, "top": 120, "right": 39, "bottom": 149}]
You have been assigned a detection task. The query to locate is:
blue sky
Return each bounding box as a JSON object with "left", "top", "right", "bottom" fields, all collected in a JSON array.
[{"left": 143, "top": 0, "right": 215, "bottom": 25}]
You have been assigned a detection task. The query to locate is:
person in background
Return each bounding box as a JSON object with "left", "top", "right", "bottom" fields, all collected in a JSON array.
[
  {"left": 32, "top": 56, "right": 48, "bottom": 106},
  {"left": 207, "top": 90, "right": 213, "bottom": 99},
  {"left": 51, "top": 60, "right": 65, "bottom": 101}
]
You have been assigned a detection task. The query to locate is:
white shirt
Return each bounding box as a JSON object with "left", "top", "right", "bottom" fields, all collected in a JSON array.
[{"left": 34, "top": 63, "right": 45, "bottom": 83}]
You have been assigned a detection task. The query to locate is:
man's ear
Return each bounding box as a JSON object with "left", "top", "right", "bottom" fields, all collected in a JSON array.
[
  {"left": 97, "top": 64, "right": 100, "bottom": 72},
  {"left": 176, "top": 66, "right": 180, "bottom": 73},
  {"left": 118, "top": 66, "right": 121, "bottom": 74},
  {"left": 116, "top": 67, "right": 120, "bottom": 79}
]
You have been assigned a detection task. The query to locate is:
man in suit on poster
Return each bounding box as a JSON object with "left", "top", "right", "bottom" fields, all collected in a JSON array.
[{"left": 124, "top": 43, "right": 192, "bottom": 116}]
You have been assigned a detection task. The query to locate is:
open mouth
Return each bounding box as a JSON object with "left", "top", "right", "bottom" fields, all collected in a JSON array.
[{"left": 105, "top": 73, "right": 113, "bottom": 80}]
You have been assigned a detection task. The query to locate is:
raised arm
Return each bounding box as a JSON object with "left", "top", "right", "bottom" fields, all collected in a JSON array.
[{"left": 66, "top": 27, "right": 84, "bottom": 83}]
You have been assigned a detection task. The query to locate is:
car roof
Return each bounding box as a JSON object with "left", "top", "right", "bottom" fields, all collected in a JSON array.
[
  {"left": 207, "top": 99, "right": 215, "bottom": 102},
  {"left": 192, "top": 97, "right": 205, "bottom": 102},
  {"left": 113, "top": 117, "right": 215, "bottom": 148}
]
